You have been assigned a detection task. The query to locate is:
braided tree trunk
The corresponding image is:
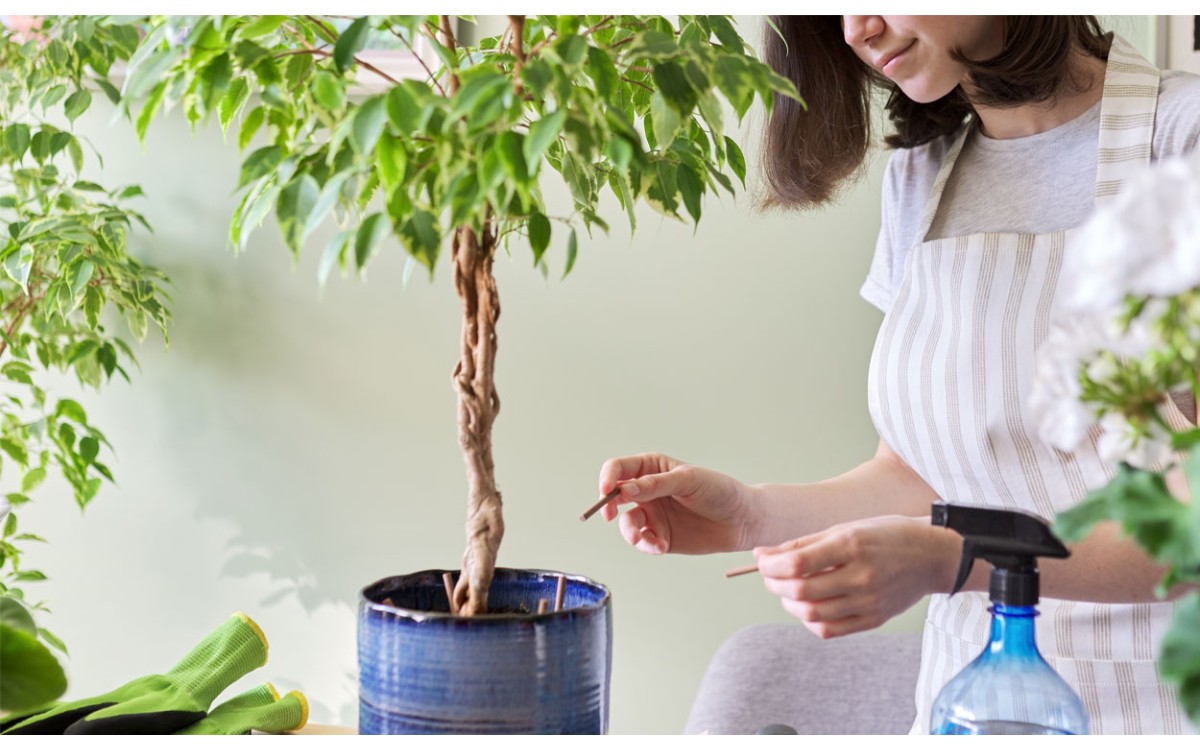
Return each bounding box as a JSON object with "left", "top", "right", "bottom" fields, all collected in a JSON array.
[{"left": 449, "top": 222, "right": 504, "bottom": 616}]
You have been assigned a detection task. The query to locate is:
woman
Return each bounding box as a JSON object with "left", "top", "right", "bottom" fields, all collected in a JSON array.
[{"left": 596, "top": 16, "right": 1200, "bottom": 734}]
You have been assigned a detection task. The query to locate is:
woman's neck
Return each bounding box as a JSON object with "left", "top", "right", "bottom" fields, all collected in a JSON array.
[{"left": 969, "top": 51, "right": 1108, "bottom": 140}]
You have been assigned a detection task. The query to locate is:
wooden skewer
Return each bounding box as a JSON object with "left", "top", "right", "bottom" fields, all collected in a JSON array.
[
  {"left": 724, "top": 563, "right": 760, "bottom": 578},
  {"left": 443, "top": 571, "right": 459, "bottom": 615},
  {"left": 554, "top": 574, "right": 566, "bottom": 612},
  {"left": 537, "top": 598, "right": 548, "bottom": 614},
  {"left": 580, "top": 487, "right": 622, "bottom": 522}
]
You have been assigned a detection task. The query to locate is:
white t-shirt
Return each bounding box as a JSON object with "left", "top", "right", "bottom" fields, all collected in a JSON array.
[{"left": 861, "top": 69, "right": 1200, "bottom": 314}]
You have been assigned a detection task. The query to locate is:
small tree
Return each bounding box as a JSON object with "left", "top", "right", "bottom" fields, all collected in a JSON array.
[
  {"left": 23, "top": 15, "right": 797, "bottom": 617},
  {"left": 0, "top": 17, "right": 172, "bottom": 710}
]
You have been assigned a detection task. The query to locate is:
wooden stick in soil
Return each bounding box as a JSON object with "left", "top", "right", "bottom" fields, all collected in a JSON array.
[
  {"left": 443, "top": 572, "right": 459, "bottom": 615},
  {"left": 580, "top": 487, "right": 621, "bottom": 522},
  {"left": 724, "top": 563, "right": 759, "bottom": 578},
  {"left": 554, "top": 575, "right": 566, "bottom": 612},
  {"left": 537, "top": 599, "right": 548, "bottom": 614}
]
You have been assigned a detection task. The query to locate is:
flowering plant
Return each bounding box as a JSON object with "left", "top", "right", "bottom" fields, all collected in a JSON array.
[{"left": 1031, "top": 152, "right": 1200, "bottom": 724}]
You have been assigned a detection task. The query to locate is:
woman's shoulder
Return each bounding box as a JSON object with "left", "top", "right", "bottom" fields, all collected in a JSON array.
[{"left": 1155, "top": 70, "right": 1200, "bottom": 158}]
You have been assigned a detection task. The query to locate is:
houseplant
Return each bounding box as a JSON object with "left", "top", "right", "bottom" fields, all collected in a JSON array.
[
  {"left": 1031, "top": 152, "right": 1200, "bottom": 725},
  {"left": 13, "top": 14, "right": 798, "bottom": 732},
  {"left": 0, "top": 16, "right": 171, "bottom": 712}
]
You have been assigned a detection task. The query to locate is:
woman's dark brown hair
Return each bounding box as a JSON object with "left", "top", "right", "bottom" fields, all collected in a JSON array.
[{"left": 760, "top": 16, "right": 1110, "bottom": 209}]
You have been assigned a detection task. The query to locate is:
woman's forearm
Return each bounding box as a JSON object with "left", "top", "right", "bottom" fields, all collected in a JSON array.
[{"left": 743, "top": 439, "right": 941, "bottom": 547}]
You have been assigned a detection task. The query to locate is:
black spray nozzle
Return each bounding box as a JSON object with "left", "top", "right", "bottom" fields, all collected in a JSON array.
[{"left": 932, "top": 503, "right": 1070, "bottom": 606}]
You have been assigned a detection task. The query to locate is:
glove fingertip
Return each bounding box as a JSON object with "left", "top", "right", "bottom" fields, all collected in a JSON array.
[
  {"left": 232, "top": 612, "right": 269, "bottom": 664},
  {"left": 284, "top": 691, "right": 309, "bottom": 731}
]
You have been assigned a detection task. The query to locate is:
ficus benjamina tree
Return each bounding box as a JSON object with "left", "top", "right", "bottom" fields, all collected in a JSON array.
[{"left": 2, "top": 12, "right": 800, "bottom": 652}]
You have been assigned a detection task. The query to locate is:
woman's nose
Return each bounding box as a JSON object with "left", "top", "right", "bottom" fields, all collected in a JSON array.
[{"left": 842, "top": 16, "right": 884, "bottom": 47}]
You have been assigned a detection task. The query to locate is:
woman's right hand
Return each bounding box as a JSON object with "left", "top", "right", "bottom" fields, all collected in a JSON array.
[{"left": 595, "top": 453, "right": 757, "bottom": 555}]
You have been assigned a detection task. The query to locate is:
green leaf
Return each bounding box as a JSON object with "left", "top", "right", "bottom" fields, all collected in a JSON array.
[
  {"left": 70, "top": 260, "right": 94, "bottom": 298},
  {"left": 385, "top": 82, "right": 423, "bottom": 133},
  {"left": 64, "top": 90, "right": 92, "bottom": 124},
  {"left": 563, "top": 228, "right": 578, "bottom": 279},
  {"left": 1160, "top": 592, "right": 1200, "bottom": 719},
  {"left": 13, "top": 571, "right": 46, "bottom": 583},
  {"left": 677, "top": 165, "right": 703, "bottom": 224},
  {"left": 5, "top": 124, "right": 31, "bottom": 161},
  {"left": 0, "top": 597, "right": 36, "bottom": 634},
  {"left": 276, "top": 175, "right": 320, "bottom": 255},
  {"left": 20, "top": 468, "right": 45, "bottom": 494},
  {"left": 79, "top": 436, "right": 100, "bottom": 464},
  {"left": 354, "top": 212, "right": 388, "bottom": 269},
  {"left": 335, "top": 16, "right": 372, "bottom": 74},
  {"left": 528, "top": 213, "right": 551, "bottom": 265},
  {"left": 350, "top": 96, "right": 387, "bottom": 156},
  {"left": 238, "top": 145, "right": 284, "bottom": 190},
  {"left": 306, "top": 176, "right": 350, "bottom": 246},
  {"left": 29, "top": 131, "right": 51, "bottom": 163},
  {"left": 397, "top": 210, "right": 440, "bottom": 270},
  {"left": 4, "top": 244, "right": 33, "bottom": 295},
  {"left": 219, "top": 78, "right": 250, "bottom": 134},
  {"left": 0, "top": 438, "right": 28, "bottom": 467},
  {"left": 313, "top": 71, "right": 345, "bottom": 112},
  {"left": 708, "top": 16, "right": 744, "bottom": 50},
  {"left": 452, "top": 73, "right": 509, "bottom": 123},
  {"left": 239, "top": 15, "right": 287, "bottom": 40},
  {"left": 56, "top": 399, "right": 88, "bottom": 425},
  {"left": 3, "top": 513, "right": 15, "bottom": 538},
  {"left": 238, "top": 106, "right": 265, "bottom": 150},
  {"left": 0, "top": 623, "right": 63, "bottom": 711},
  {"left": 585, "top": 46, "right": 619, "bottom": 102},
  {"left": 724, "top": 136, "right": 746, "bottom": 188},
  {"left": 524, "top": 110, "right": 566, "bottom": 169},
  {"left": 555, "top": 35, "right": 588, "bottom": 66},
  {"left": 649, "top": 91, "right": 681, "bottom": 148},
  {"left": 84, "top": 287, "right": 103, "bottom": 330},
  {"left": 318, "top": 229, "right": 353, "bottom": 288},
  {"left": 38, "top": 628, "right": 67, "bottom": 656},
  {"left": 496, "top": 131, "right": 529, "bottom": 181},
  {"left": 199, "top": 53, "right": 233, "bottom": 118},
  {"left": 653, "top": 61, "right": 697, "bottom": 114},
  {"left": 377, "top": 136, "right": 408, "bottom": 190}
]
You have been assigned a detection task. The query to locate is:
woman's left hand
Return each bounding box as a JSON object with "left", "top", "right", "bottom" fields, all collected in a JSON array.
[{"left": 753, "top": 515, "right": 960, "bottom": 639}]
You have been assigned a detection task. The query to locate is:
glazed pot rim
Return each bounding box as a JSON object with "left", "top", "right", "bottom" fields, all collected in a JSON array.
[{"left": 360, "top": 567, "right": 611, "bottom": 622}]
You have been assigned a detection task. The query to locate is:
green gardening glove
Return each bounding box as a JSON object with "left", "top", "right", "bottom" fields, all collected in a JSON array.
[
  {"left": 3, "top": 612, "right": 268, "bottom": 735},
  {"left": 176, "top": 683, "right": 308, "bottom": 735}
]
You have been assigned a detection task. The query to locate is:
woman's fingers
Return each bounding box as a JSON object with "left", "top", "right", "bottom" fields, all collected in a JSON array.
[
  {"left": 597, "top": 453, "right": 679, "bottom": 495},
  {"left": 755, "top": 533, "right": 849, "bottom": 578},
  {"left": 759, "top": 563, "right": 851, "bottom": 603},
  {"left": 617, "top": 502, "right": 670, "bottom": 554}
]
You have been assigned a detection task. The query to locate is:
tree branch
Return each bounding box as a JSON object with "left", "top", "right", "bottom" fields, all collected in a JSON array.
[
  {"left": 383, "top": 19, "right": 446, "bottom": 97},
  {"left": 273, "top": 48, "right": 400, "bottom": 85},
  {"left": 438, "top": 15, "right": 459, "bottom": 95}
]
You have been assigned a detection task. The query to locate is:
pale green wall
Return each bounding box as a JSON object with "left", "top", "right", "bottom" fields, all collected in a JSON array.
[{"left": 23, "top": 16, "right": 1154, "bottom": 734}]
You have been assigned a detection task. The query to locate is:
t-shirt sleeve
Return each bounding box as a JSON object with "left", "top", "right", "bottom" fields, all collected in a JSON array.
[
  {"left": 859, "top": 154, "right": 900, "bottom": 314},
  {"left": 1154, "top": 71, "right": 1200, "bottom": 160}
]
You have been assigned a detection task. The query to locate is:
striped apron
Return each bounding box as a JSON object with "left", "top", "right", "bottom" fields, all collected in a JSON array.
[{"left": 866, "top": 36, "right": 1195, "bottom": 734}]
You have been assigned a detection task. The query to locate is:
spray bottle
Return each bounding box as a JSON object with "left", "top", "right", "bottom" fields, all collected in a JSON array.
[{"left": 928, "top": 502, "right": 1089, "bottom": 735}]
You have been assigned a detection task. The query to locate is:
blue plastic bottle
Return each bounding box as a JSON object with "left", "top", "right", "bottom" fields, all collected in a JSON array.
[{"left": 928, "top": 503, "right": 1090, "bottom": 735}]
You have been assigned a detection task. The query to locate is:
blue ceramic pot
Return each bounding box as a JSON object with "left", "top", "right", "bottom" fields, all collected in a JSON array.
[{"left": 358, "top": 568, "right": 612, "bottom": 734}]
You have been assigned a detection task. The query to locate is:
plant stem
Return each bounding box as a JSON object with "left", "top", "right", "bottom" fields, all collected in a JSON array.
[
  {"left": 449, "top": 215, "right": 504, "bottom": 617},
  {"left": 273, "top": 48, "right": 400, "bottom": 85}
]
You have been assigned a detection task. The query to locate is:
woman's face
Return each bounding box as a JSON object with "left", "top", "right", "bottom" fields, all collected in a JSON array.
[{"left": 841, "top": 16, "right": 1002, "bottom": 103}]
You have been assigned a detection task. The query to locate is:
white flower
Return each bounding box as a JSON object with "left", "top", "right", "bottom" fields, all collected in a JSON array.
[
  {"left": 1031, "top": 319, "right": 1102, "bottom": 452},
  {"left": 1061, "top": 153, "right": 1200, "bottom": 312},
  {"left": 1095, "top": 412, "right": 1175, "bottom": 469}
]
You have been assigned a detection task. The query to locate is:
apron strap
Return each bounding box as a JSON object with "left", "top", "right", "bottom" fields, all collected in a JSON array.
[
  {"left": 913, "top": 122, "right": 972, "bottom": 245},
  {"left": 1094, "top": 34, "right": 1160, "bottom": 205}
]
